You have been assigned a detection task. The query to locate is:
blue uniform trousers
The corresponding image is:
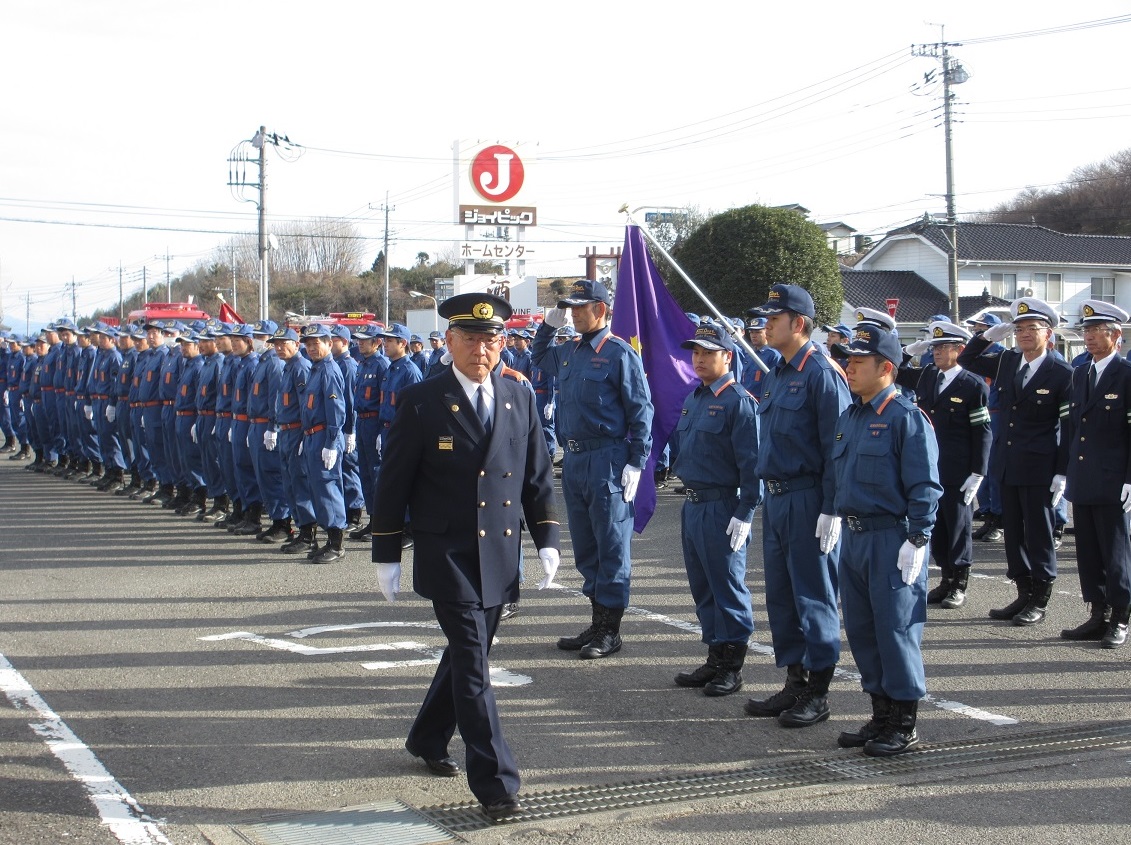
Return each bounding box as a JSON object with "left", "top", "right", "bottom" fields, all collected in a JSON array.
[
  {"left": 0, "top": 392, "right": 13, "bottom": 438},
  {"left": 95, "top": 402, "right": 125, "bottom": 470},
  {"left": 161, "top": 407, "right": 180, "bottom": 486},
  {"left": 1001, "top": 483, "right": 1057, "bottom": 582},
  {"left": 534, "top": 393, "right": 555, "bottom": 458},
  {"left": 933, "top": 485, "right": 973, "bottom": 572},
  {"left": 279, "top": 428, "right": 315, "bottom": 527},
  {"left": 249, "top": 421, "right": 288, "bottom": 519},
  {"left": 197, "top": 418, "right": 225, "bottom": 497},
  {"left": 129, "top": 407, "right": 152, "bottom": 480},
  {"left": 230, "top": 419, "right": 259, "bottom": 506},
  {"left": 141, "top": 407, "right": 168, "bottom": 483},
  {"left": 560, "top": 443, "right": 634, "bottom": 608},
  {"left": 341, "top": 446, "right": 365, "bottom": 512},
  {"left": 761, "top": 486, "right": 841, "bottom": 671},
  {"left": 981, "top": 412, "right": 1003, "bottom": 515},
  {"left": 78, "top": 406, "right": 100, "bottom": 464},
  {"left": 681, "top": 496, "right": 754, "bottom": 645},
  {"left": 406, "top": 600, "right": 519, "bottom": 806},
  {"left": 840, "top": 525, "right": 927, "bottom": 701},
  {"left": 1072, "top": 503, "right": 1131, "bottom": 609},
  {"left": 51, "top": 392, "right": 68, "bottom": 455},
  {"left": 32, "top": 402, "right": 54, "bottom": 458},
  {"left": 217, "top": 418, "right": 238, "bottom": 501},
  {"left": 303, "top": 429, "right": 346, "bottom": 529},
  {"left": 175, "top": 415, "right": 205, "bottom": 489},
  {"left": 9, "top": 390, "right": 26, "bottom": 444},
  {"left": 356, "top": 417, "right": 381, "bottom": 514}
]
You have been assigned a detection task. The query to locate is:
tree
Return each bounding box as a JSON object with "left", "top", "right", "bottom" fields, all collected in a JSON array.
[
  {"left": 982, "top": 148, "right": 1131, "bottom": 236},
  {"left": 667, "top": 204, "right": 843, "bottom": 323},
  {"left": 416, "top": 252, "right": 430, "bottom": 267}
]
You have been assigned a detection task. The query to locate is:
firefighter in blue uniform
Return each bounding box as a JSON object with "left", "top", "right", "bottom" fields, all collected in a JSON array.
[
  {"left": 534, "top": 279, "right": 654, "bottom": 659},
  {"left": 136, "top": 320, "right": 171, "bottom": 501},
  {"left": 330, "top": 324, "right": 365, "bottom": 531},
  {"left": 44, "top": 323, "right": 68, "bottom": 470},
  {"left": 743, "top": 284, "right": 850, "bottom": 728},
  {"left": 831, "top": 325, "right": 941, "bottom": 756},
  {"left": 246, "top": 320, "right": 290, "bottom": 541},
  {"left": 1061, "top": 300, "right": 1131, "bottom": 648},
  {"left": 27, "top": 335, "right": 50, "bottom": 470},
  {"left": 300, "top": 323, "right": 349, "bottom": 563},
  {"left": 670, "top": 322, "right": 760, "bottom": 697},
  {"left": 111, "top": 329, "right": 138, "bottom": 493},
  {"left": 194, "top": 325, "right": 228, "bottom": 521},
  {"left": 54, "top": 320, "right": 81, "bottom": 475},
  {"left": 89, "top": 324, "right": 126, "bottom": 491},
  {"left": 227, "top": 324, "right": 262, "bottom": 533},
  {"left": 0, "top": 333, "right": 12, "bottom": 453},
  {"left": 156, "top": 322, "right": 187, "bottom": 508},
  {"left": 530, "top": 351, "right": 556, "bottom": 459},
  {"left": 897, "top": 321, "right": 991, "bottom": 610},
  {"left": 172, "top": 331, "right": 207, "bottom": 514},
  {"left": 268, "top": 327, "right": 318, "bottom": 554},
  {"left": 73, "top": 325, "right": 100, "bottom": 479},
  {"left": 377, "top": 323, "right": 424, "bottom": 545},
  {"left": 737, "top": 315, "right": 782, "bottom": 398},
  {"left": 959, "top": 297, "right": 1071, "bottom": 626},
  {"left": 408, "top": 333, "right": 430, "bottom": 373},
  {"left": 347, "top": 323, "right": 389, "bottom": 542},
  {"left": 6, "top": 336, "right": 30, "bottom": 460},
  {"left": 213, "top": 327, "right": 242, "bottom": 526},
  {"left": 128, "top": 327, "right": 158, "bottom": 499}
]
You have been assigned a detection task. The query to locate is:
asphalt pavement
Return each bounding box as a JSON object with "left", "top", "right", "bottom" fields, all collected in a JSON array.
[{"left": 1, "top": 459, "right": 1129, "bottom": 845}]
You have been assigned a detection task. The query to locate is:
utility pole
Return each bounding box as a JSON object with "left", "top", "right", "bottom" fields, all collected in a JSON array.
[
  {"left": 23, "top": 292, "right": 30, "bottom": 334},
  {"left": 64, "top": 277, "right": 80, "bottom": 322},
  {"left": 367, "top": 194, "right": 395, "bottom": 326},
  {"left": 142, "top": 266, "right": 148, "bottom": 305},
  {"left": 913, "top": 28, "right": 969, "bottom": 322},
  {"left": 157, "top": 249, "right": 174, "bottom": 301},
  {"left": 118, "top": 262, "right": 124, "bottom": 323},
  {"left": 256, "top": 127, "right": 268, "bottom": 321}
]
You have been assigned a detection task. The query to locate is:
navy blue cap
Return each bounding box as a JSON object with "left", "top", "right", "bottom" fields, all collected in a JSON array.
[
  {"left": 681, "top": 322, "right": 736, "bottom": 353},
  {"left": 88, "top": 322, "right": 118, "bottom": 338},
  {"left": 745, "top": 316, "right": 767, "bottom": 330},
  {"left": 822, "top": 323, "right": 852, "bottom": 338},
  {"left": 408, "top": 333, "right": 423, "bottom": 343},
  {"left": 965, "top": 312, "right": 1002, "bottom": 328},
  {"left": 329, "top": 324, "right": 352, "bottom": 341},
  {"left": 252, "top": 319, "right": 279, "bottom": 336},
  {"left": 558, "top": 279, "right": 611, "bottom": 307},
  {"left": 380, "top": 322, "right": 411, "bottom": 342},
  {"left": 226, "top": 323, "right": 254, "bottom": 339},
  {"left": 555, "top": 325, "right": 577, "bottom": 338},
  {"left": 270, "top": 326, "right": 300, "bottom": 343},
  {"left": 749, "top": 284, "right": 816, "bottom": 319},
  {"left": 54, "top": 318, "right": 78, "bottom": 332},
  {"left": 300, "top": 322, "right": 332, "bottom": 340},
  {"left": 351, "top": 323, "right": 382, "bottom": 340},
  {"left": 835, "top": 325, "right": 903, "bottom": 365},
  {"left": 685, "top": 312, "right": 702, "bottom": 325},
  {"left": 188, "top": 320, "right": 208, "bottom": 333},
  {"left": 427, "top": 330, "right": 443, "bottom": 340},
  {"left": 176, "top": 331, "right": 202, "bottom": 343}
]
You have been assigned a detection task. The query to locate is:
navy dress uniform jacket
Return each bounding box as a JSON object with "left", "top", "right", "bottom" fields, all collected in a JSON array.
[
  {"left": 896, "top": 363, "right": 990, "bottom": 487},
  {"left": 370, "top": 367, "right": 560, "bottom": 608},
  {"left": 959, "top": 336, "right": 1071, "bottom": 487},
  {"left": 1065, "top": 355, "right": 1131, "bottom": 505}
]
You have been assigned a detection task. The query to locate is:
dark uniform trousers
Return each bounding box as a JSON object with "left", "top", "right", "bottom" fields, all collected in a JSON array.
[
  {"left": 959, "top": 337, "right": 1070, "bottom": 583},
  {"left": 371, "top": 369, "right": 559, "bottom": 806},
  {"left": 1066, "top": 355, "right": 1131, "bottom": 608}
]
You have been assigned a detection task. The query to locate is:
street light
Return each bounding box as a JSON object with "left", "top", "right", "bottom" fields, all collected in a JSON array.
[{"left": 408, "top": 290, "right": 438, "bottom": 332}]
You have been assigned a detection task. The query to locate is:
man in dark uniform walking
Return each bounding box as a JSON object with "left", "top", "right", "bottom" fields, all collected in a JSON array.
[
  {"left": 959, "top": 297, "right": 1071, "bottom": 626},
  {"left": 371, "top": 292, "right": 560, "bottom": 822}
]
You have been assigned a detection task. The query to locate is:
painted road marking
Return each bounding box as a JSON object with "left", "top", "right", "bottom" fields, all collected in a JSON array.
[{"left": 0, "top": 652, "right": 171, "bottom": 845}]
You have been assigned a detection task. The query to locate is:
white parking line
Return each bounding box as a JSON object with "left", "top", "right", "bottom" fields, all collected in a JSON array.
[{"left": 0, "top": 652, "right": 171, "bottom": 845}]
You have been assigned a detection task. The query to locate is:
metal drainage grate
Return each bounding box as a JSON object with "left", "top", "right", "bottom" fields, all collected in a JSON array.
[
  {"left": 233, "top": 799, "right": 456, "bottom": 845},
  {"left": 418, "top": 720, "right": 1131, "bottom": 833}
]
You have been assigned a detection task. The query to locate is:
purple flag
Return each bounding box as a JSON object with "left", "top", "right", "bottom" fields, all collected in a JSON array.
[{"left": 611, "top": 225, "right": 698, "bottom": 532}]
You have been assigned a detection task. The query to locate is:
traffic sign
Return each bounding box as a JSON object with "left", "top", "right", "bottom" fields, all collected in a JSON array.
[{"left": 886, "top": 298, "right": 899, "bottom": 318}]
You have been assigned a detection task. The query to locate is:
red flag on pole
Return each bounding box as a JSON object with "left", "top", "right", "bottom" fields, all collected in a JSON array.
[{"left": 218, "top": 302, "right": 244, "bottom": 324}]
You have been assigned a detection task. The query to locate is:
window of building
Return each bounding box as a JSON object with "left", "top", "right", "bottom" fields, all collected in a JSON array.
[
  {"left": 1031, "top": 272, "right": 1062, "bottom": 302},
  {"left": 990, "top": 272, "right": 1016, "bottom": 299},
  {"left": 1091, "top": 276, "right": 1116, "bottom": 303}
]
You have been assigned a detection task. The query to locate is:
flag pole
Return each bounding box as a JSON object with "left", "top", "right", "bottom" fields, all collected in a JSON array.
[{"left": 619, "top": 204, "right": 769, "bottom": 374}]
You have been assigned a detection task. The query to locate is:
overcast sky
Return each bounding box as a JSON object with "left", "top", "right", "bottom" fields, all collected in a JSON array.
[{"left": 3, "top": 1, "right": 1130, "bottom": 328}]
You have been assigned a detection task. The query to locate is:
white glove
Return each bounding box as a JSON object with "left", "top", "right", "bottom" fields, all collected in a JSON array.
[
  {"left": 537, "top": 547, "right": 560, "bottom": 589},
  {"left": 543, "top": 307, "right": 569, "bottom": 329},
  {"left": 140, "top": 416, "right": 146, "bottom": 430},
  {"left": 190, "top": 423, "right": 197, "bottom": 443},
  {"left": 376, "top": 562, "right": 401, "bottom": 602},
  {"left": 322, "top": 447, "right": 338, "bottom": 470},
  {"left": 298, "top": 439, "right": 304, "bottom": 456},
  {"left": 726, "top": 517, "right": 752, "bottom": 552},
  {"left": 1122, "top": 483, "right": 1131, "bottom": 513},
  {"left": 983, "top": 322, "right": 1013, "bottom": 342},
  {"left": 904, "top": 340, "right": 930, "bottom": 357},
  {"left": 1049, "top": 474, "right": 1067, "bottom": 507},
  {"left": 376, "top": 433, "right": 383, "bottom": 458},
  {"left": 263, "top": 430, "right": 277, "bottom": 451},
  {"left": 227, "top": 427, "right": 232, "bottom": 442},
  {"left": 621, "top": 465, "right": 641, "bottom": 503},
  {"left": 440, "top": 351, "right": 453, "bottom": 366},
  {"left": 544, "top": 401, "right": 554, "bottom": 421},
  {"left": 346, "top": 433, "right": 357, "bottom": 453},
  {"left": 105, "top": 405, "right": 117, "bottom": 423},
  {"left": 897, "top": 540, "right": 928, "bottom": 585},
  {"left": 245, "top": 434, "right": 250, "bottom": 447},
  {"left": 959, "top": 473, "right": 984, "bottom": 506},
  {"left": 815, "top": 513, "right": 841, "bottom": 554},
  {"left": 83, "top": 404, "right": 93, "bottom": 421}
]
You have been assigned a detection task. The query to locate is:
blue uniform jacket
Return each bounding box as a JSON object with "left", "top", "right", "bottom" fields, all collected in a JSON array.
[
  {"left": 275, "top": 355, "right": 312, "bottom": 428},
  {"left": 378, "top": 356, "right": 423, "bottom": 431},
  {"left": 195, "top": 352, "right": 225, "bottom": 414},
  {"left": 832, "top": 383, "right": 942, "bottom": 537},
  {"left": 333, "top": 352, "right": 358, "bottom": 435},
  {"left": 531, "top": 323, "right": 653, "bottom": 469},
  {"left": 755, "top": 340, "right": 850, "bottom": 513},
  {"left": 354, "top": 352, "right": 389, "bottom": 415},
  {"left": 301, "top": 356, "right": 346, "bottom": 444},
  {"left": 248, "top": 349, "right": 283, "bottom": 423}
]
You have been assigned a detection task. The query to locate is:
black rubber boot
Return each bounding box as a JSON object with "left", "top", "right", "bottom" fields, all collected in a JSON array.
[
  {"left": 940, "top": 567, "right": 970, "bottom": 609},
  {"left": 310, "top": 528, "right": 345, "bottom": 564},
  {"left": 1013, "top": 579, "right": 1054, "bottom": 626},
  {"left": 221, "top": 500, "right": 246, "bottom": 530},
  {"left": 235, "top": 502, "right": 264, "bottom": 535},
  {"left": 778, "top": 666, "right": 836, "bottom": 727},
  {"left": 674, "top": 644, "right": 722, "bottom": 688},
  {"left": 745, "top": 664, "right": 808, "bottom": 717},
  {"left": 579, "top": 604, "right": 623, "bottom": 659},
  {"left": 864, "top": 699, "right": 920, "bottom": 757},
  {"left": 989, "top": 576, "right": 1032, "bottom": 620},
  {"left": 282, "top": 523, "right": 316, "bottom": 554},
  {"left": 200, "top": 495, "right": 230, "bottom": 523},
  {"left": 926, "top": 561, "right": 953, "bottom": 605},
  {"left": 1062, "top": 603, "right": 1111, "bottom": 641},
  {"left": 838, "top": 692, "right": 893, "bottom": 748},
  {"left": 557, "top": 597, "right": 599, "bottom": 651},
  {"left": 703, "top": 642, "right": 747, "bottom": 697},
  {"left": 257, "top": 518, "right": 293, "bottom": 543},
  {"left": 1101, "top": 606, "right": 1130, "bottom": 649}
]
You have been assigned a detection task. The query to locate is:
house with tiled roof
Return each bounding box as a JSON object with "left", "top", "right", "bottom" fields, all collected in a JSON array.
[{"left": 855, "top": 219, "right": 1131, "bottom": 324}]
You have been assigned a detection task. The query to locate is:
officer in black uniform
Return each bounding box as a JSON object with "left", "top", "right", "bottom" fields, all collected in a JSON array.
[
  {"left": 958, "top": 297, "right": 1071, "bottom": 626},
  {"left": 1061, "top": 299, "right": 1131, "bottom": 647},
  {"left": 898, "top": 321, "right": 991, "bottom": 609}
]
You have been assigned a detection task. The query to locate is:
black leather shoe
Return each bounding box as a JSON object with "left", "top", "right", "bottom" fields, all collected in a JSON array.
[
  {"left": 348, "top": 523, "right": 373, "bottom": 541},
  {"left": 482, "top": 794, "right": 522, "bottom": 821},
  {"left": 500, "top": 602, "right": 519, "bottom": 621},
  {"left": 308, "top": 546, "right": 344, "bottom": 564},
  {"left": 406, "top": 743, "right": 460, "bottom": 777},
  {"left": 1061, "top": 605, "right": 1110, "bottom": 641}
]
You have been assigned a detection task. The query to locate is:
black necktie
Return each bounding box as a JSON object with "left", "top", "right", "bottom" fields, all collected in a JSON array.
[
  {"left": 1087, "top": 364, "right": 1097, "bottom": 399},
  {"left": 476, "top": 386, "right": 492, "bottom": 435},
  {"left": 1016, "top": 362, "right": 1030, "bottom": 393},
  {"left": 936, "top": 370, "right": 945, "bottom": 395}
]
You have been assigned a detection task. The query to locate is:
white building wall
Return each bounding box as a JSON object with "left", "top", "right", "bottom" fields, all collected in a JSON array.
[{"left": 866, "top": 240, "right": 949, "bottom": 292}]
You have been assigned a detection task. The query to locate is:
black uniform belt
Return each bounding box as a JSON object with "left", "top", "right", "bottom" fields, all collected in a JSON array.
[
  {"left": 765, "top": 476, "right": 817, "bottom": 496},
  {"left": 684, "top": 487, "right": 737, "bottom": 504},
  {"left": 304, "top": 424, "right": 326, "bottom": 436},
  {"left": 278, "top": 422, "right": 302, "bottom": 431},
  {"left": 565, "top": 436, "right": 621, "bottom": 454},
  {"left": 844, "top": 514, "right": 908, "bottom": 533}
]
